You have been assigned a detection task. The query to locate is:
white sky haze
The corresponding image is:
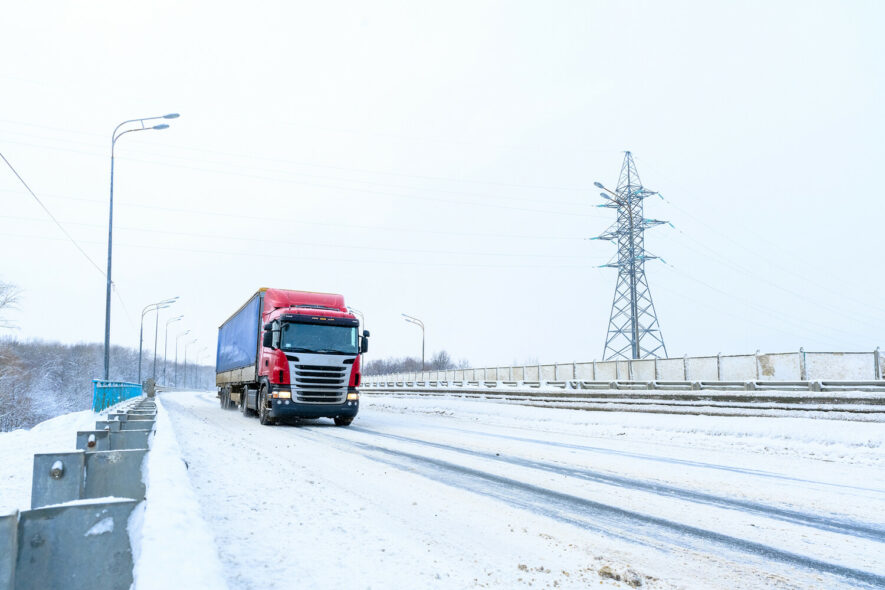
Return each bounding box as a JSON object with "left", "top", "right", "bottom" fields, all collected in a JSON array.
[{"left": 1, "top": 1, "right": 883, "bottom": 368}]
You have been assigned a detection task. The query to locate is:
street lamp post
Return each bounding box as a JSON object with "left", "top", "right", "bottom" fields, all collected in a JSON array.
[
  {"left": 163, "top": 315, "right": 183, "bottom": 385},
  {"left": 138, "top": 297, "right": 177, "bottom": 385},
  {"left": 103, "top": 113, "right": 179, "bottom": 380},
  {"left": 183, "top": 339, "right": 197, "bottom": 390},
  {"left": 175, "top": 330, "right": 191, "bottom": 387},
  {"left": 402, "top": 313, "right": 425, "bottom": 370},
  {"left": 193, "top": 347, "right": 208, "bottom": 389}
]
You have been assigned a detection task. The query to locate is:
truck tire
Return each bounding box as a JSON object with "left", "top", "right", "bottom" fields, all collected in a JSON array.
[
  {"left": 240, "top": 389, "right": 251, "bottom": 416},
  {"left": 334, "top": 417, "right": 353, "bottom": 427},
  {"left": 258, "top": 386, "right": 274, "bottom": 426}
]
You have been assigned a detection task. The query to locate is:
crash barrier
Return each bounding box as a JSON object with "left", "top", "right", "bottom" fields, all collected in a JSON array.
[
  {"left": 91, "top": 380, "right": 142, "bottom": 412},
  {"left": 0, "top": 397, "right": 156, "bottom": 590},
  {"left": 364, "top": 378, "right": 885, "bottom": 394},
  {"left": 369, "top": 347, "right": 883, "bottom": 385},
  {"left": 360, "top": 382, "right": 885, "bottom": 418}
]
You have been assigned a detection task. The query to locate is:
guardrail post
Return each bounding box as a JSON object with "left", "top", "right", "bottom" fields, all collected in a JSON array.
[
  {"left": 683, "top": 355, "right": 689, "bottom": 381},
  {"left": 592, "top": 360, "right": 596, "bottom": 380},
  {"left": 654, "top": 358, "right": 659, "bottom": 381},
  {"left": 799, "top": 347, "right": 807, "bottom": 380},
  {"left": 31, "top": 452, "right": 86, "bottom": 509},
  {"left": 717, "top": 352, "right": 721, "bottom": 380},
  {"left": 755, "top": 349, "right": 761, "bottom": 380},
  {"left": 1, "top": 511, "right": 16, "bottom": 590},
  {"left": 15, "top": 499, "right": 136, "bottom": 590},
  {"left": 628, "top": 359, "right": 633, "bottom": 380},
  {"left": 875, "top": 346, "right": 881, "bottom": 380}
]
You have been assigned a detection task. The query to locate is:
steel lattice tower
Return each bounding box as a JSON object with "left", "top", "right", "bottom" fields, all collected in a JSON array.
[{"left": 593, "top": 151, "right": 668, "bottom": 360}]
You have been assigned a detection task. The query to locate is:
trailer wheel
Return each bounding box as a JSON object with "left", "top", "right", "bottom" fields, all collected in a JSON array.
[
  {"left": 334, "top": 417, "right": 353, "bottom": 427},
  {"left": 258, "top": 386, "right": 274, "bottom": 426},
  {"left": 240, "top": 389, "right": 251, "bottom": 416}
]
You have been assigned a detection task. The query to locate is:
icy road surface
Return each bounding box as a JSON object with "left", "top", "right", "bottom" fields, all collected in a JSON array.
[{"left": 160, "top": 390, "right": 885, "bottom": 590}]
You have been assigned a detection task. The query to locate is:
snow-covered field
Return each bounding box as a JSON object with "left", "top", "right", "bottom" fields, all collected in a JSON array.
[{"left": 2, "top": 391, "right": 883, "bottom": 589}]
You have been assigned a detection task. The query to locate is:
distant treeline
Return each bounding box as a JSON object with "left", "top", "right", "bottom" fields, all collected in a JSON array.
[
  {"left": 363, "top": 350, "right": 468, "bottom": 376},
  {"left": 0, "top": 339, "right": 214, "bottom": 432}
]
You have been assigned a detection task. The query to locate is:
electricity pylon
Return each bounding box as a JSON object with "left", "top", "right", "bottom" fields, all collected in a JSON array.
[{"left": 593, "top": 151, "right": 668, "bottom": 360}]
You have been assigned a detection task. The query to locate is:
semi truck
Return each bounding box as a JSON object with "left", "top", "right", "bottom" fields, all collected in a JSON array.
[{"left": 215, "top": 288, "right": 368, "bottom": 426}]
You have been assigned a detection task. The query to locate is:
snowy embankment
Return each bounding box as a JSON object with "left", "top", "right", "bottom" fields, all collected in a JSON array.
[
  {"left": 0, "top": 398, "right": 226, "bottom": 590},
  {"left": 130, "top": 398, "right": 227, "bottom": 589},
  {"left": 0, "top": 410, "right": 94, "bottom": 514}
]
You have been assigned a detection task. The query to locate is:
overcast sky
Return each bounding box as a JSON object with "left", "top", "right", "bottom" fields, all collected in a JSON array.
[{"left": 1, "top": 1, "right": 883, "bottom": 370}]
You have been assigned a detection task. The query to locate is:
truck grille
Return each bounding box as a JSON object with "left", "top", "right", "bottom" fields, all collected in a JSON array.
[{"left": 292, "top": 364, "right": 347, "bottom": 403}]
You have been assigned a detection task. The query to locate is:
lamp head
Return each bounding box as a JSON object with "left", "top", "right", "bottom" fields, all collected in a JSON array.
[
  {"left": 593, "top": 181, "right": 604, "bottom": 189},
  {"left": 163, "top": 113, "right": 180, "bottom": 119},
  {"left": 152, "top": 124, "right": 170, "bottom": 130}
]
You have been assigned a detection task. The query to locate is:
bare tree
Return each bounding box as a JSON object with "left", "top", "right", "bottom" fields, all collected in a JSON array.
[{"left": 0, "top": 280, "right": 21, "bottom": 329}]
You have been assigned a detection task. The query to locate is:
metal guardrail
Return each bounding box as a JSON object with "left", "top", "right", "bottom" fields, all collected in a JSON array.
[
  {"left": 362, "top": 380, "right": 885, "bottom": 419},
  {"left": 1, "top": 397, "right": 156, "bottom": 590},
  {"left": 370, "top": 348, "right": 884, "bottom": 384},
  {"left": 91, "top": 380, "right": 142, "bottom": 412},
  {"left": 363, "top": 379, "right": 885, "bottom": 393}
]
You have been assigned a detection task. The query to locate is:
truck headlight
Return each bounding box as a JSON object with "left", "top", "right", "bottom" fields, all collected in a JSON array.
[
  {"left": 346, "top": 392, "right": 359, "bottom": 401},
  {"left": 277, "top": 390, "right": 291, "bottom": 399}
]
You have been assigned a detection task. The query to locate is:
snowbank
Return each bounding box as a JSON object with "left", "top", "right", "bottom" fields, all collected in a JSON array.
[
  {"left": 0, "top": 409, "right": 95, "bottom": 514},
  {"left": 130, "top": 397, "right": 227, "bottom": 590}
]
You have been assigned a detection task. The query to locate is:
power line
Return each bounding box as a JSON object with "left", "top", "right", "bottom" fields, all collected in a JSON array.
[
  {"left": 1, "top": 136, "right": 599, "bottom": 217},
  {"left": 0, "top": 213, "right": 601, "bottom": 261},
  {"left": 0, "top": 187, "right": 588, "bottom": 242},
  {"left": 0, "top": 117, "right": 605, "bottom": 193},
  {"left": 0, "top": 152, "right": 106, "bottom": 277},
  {"left": 0, "top": 230, "right": 601, "bottom": 270}
]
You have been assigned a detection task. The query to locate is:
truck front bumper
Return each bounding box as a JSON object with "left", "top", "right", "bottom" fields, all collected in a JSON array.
[{"left": 268, "top": 391, "right": 359, "bottom": 421}]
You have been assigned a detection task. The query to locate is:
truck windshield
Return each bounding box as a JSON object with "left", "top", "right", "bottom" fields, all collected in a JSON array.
[{"left": 280, "top": 322, "right": 358, "bottom": 355}]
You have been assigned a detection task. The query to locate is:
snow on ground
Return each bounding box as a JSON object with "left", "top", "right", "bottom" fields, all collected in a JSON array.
[
  {"left": 130, "top": 396, "right": 227, "bottom": 590},
  {"left": 0, "top": 409, "right": 95, "bottom": 514},
  {"left": 2, "top": 392, "right": 883, "bottom": 589},
  {"left": 160, "top": 390, "right": 884, "bottom": 590}
]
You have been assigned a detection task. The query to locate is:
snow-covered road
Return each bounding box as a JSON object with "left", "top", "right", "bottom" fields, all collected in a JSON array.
[{"left": 160, "top": 390, "right": 885, "bottom": 589}]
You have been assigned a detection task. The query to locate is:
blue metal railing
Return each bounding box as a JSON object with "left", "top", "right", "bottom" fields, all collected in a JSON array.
[{"left": 92, "top": 380, "right": 142, "bottom": 412}]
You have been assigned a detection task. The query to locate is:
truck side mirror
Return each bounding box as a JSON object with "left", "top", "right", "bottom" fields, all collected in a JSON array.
[
  {"left": 360, "top": 337, "right": 369, "bottom": 354},
  {"left": 262, "top": 331, "right": 274, "bottom": 348},
  {"left": 363, "top": 330, "right": 370, "bottom": 338}
]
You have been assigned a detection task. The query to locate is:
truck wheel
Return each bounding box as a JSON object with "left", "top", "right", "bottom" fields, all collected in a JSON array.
[
  {"left": 334, "top": 417, "right": 353, "bottom": 427},
  {"left": 258, "top": 387, "right": 274, "bottom": 426},
  {"left": 240, "top": 389, "right": 250, "bottom": 416}
]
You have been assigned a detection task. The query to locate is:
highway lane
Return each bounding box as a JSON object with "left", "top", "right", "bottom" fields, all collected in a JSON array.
[{"left": 160, "top": 390, "right": 885, "bottom": 590}]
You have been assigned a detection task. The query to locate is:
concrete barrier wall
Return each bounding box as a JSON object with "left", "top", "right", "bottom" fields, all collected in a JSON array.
[
  {"left": 595, "top": 361, "right": 617, "bottom": 380},
  {"left": 655, "top": 358, "right": 684, "bottom": 380},
  {"left": 632, "top": 360, "right": 656, "bottom": 381},
  {"left": 686, "top": 356, "right": 718, "bottom": 380},
  {"left": 575, "top": 362, "right": 594, "bottom": 379},
  {"left": 805, "top": 352, "right": 875, "bottom": 380},
  {"left": 758, "top": 353, "right": 800, "bottom": 380},
  {"left": 370, "top": 349, "right": 882, "bottom": 385},
  {"left": 720, "top": 355, "right": 757, "bottom": 380}
]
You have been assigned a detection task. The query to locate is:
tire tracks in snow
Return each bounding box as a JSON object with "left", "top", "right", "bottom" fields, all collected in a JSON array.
[
  {"left": 347, "top": 426, "right": 885, "bottom": 542},
  {"left": 296, "top": 427, "right": 885, "bottom": 589},
  {"left": 428, "top": 423, "right": 884, "bottom": 495}
]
